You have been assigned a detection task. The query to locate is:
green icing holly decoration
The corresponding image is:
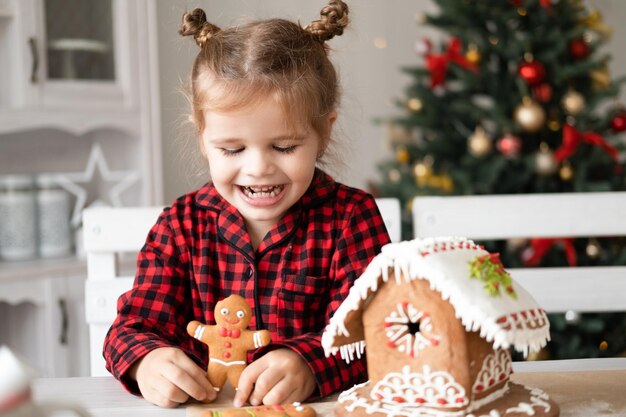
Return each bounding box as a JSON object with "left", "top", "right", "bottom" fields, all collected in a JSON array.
[{"left": 468, "top": 253, "right": 517, "bottom": 299}]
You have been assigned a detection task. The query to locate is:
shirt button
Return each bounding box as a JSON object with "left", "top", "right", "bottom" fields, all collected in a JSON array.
[
  {"left": 224, "top": 341, "right": 232, "bottom": 348},
  {"left": 223, "top": 352, "right": 231, "bottom": 359}
]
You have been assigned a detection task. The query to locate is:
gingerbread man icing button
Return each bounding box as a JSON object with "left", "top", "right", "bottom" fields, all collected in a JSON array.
[{"left": 187, "top": 294, "right": 272, "bottom": 397}]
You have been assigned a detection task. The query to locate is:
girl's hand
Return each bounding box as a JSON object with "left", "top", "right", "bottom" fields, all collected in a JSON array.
[
  {"left": 130, "top": 347, "right": 215, "bottom": 408},
  {"left": 233, "top": 348, "right": 316, "bottom": 407}
]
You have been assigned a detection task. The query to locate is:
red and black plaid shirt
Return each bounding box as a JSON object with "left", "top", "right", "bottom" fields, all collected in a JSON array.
[{"left": 104, "top": 170, "right": 390, "bottom": 398}]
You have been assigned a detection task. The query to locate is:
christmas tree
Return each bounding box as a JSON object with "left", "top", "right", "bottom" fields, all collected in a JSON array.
[{"left": 373, "top": 0, "right": 626, "bottom": 360}]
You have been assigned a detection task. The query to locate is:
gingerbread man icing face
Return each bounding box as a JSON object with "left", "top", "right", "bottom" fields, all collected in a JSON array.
[
  {"left": 215, "top": 296, "right": 252, "bottom": 330},
  {"left": 187, "top": 294, "right": 272, "bottom": 397}
]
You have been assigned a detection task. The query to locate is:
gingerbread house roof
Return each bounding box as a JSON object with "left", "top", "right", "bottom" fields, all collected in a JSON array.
[{"left": 322, "top": 237, "right": 550, "bottom": 363}]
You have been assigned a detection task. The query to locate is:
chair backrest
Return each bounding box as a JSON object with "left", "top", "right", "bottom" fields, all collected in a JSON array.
[
  {"left": 83, "top": 198, "right": 399, "bottom": 375},
  {"left": 83, "top": 206, "right": 162, "bottom": 376},
  {"left": 375, "top": 198, "right": 401, "bottom": 243},
  {"left": 412, "top": 192, "right": 626, "bottom": 313}
]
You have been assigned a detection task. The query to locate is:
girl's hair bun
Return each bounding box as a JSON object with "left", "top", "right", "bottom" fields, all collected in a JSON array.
[
  {"left": 305, "top": 0, "right": 349, "bottom": 42},
  {"left": 179, "top": 8, "right": 221, "bottom": 48}
]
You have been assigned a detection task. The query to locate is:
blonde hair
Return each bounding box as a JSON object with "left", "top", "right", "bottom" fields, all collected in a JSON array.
[{"left": 179, "top": 1, "right": 349, "bottom": 158}]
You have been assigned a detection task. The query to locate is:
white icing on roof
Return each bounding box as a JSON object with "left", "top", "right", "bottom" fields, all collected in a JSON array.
[{"left": 322, "top": 237, "right": 550, "bottom": 361}]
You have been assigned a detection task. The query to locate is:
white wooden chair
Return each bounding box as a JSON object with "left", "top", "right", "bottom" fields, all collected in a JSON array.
[
  {"left": 412, "top": 192, "right": 626, "bottom": 371},
  {"left": 83, "top": 198, "right": 400, "bottom": 376},
  {"left": 375, "top": 197, "right": 401, "bottom": 243},
  {"left": 83, "top": 206, "right": 162, "bottom": 376}
]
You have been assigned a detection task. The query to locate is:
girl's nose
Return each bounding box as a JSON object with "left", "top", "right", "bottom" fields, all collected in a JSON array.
[{"left": 242, "top": 149, "right": 275, "bottom": 177}]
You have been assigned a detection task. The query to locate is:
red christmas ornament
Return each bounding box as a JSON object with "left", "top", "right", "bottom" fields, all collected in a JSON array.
[
  {"left": 518, "top": 60, "right": 545, "bottom": 86},
  {"left": 610, "top": 112, "right": 626, "bottom": 132},
  {"left": 532, "top": 83, "right": 553, "bottom": 103},
  {"left": 569, "top": 38, "right": 590, "bottom": 59},
  {"left": 496, "top": 134, "right": 522, "bottom": 158}
]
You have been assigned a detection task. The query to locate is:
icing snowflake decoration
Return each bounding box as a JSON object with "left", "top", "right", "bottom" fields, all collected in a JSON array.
[
  {"left": 385, "top": 302, "right": 440, "bottom": 357},
  {"left": 371, "top": 365, "right": 469, "bottom": 410}
]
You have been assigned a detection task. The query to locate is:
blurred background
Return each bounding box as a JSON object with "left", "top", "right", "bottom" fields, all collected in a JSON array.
[{"left": 0, "top": 0, "right": 624, "bottom": 377}]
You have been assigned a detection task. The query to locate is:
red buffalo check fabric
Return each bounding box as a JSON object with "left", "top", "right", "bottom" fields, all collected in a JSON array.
[{"left": 104, "top": 169, "right": 391, "bottom": 397}]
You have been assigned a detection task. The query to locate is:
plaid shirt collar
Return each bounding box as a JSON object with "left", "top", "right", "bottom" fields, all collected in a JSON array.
[{"left": 194, "top": 169, "right": 338, "bottom": 258}]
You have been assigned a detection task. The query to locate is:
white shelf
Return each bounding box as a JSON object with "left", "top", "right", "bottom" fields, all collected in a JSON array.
[{"left": 0, "top": 256, "right": 86, "bottom": 282}]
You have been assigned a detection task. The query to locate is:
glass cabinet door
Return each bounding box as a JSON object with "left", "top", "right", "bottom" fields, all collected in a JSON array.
[{"left": 44, "top": 0, "right": 114, "bottom": 81}]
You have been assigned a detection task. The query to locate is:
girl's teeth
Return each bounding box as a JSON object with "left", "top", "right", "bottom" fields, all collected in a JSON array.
[{"left": 242, "top": 185, "right": 283, "bottom": 197}]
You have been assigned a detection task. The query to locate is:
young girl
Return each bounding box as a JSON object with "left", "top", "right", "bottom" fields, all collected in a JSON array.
[{"left": 104, "top": 0, "right": 390, "bottom": 409}]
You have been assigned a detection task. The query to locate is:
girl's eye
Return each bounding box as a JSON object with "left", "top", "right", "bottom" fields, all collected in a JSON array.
[
  {"left": 273, "top": 145, "right": 297, "bottom": 154},
  {"left": 219, "top": 148, "right": 243, "bottom": 156},
  {"left": 236, "top": 310, "right": 245, "bottom": 319},
  {"left": 220, "top": 308, "right": 229, "bottom": 315}
]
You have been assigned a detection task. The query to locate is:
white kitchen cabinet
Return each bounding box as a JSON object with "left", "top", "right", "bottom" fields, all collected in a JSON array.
[
  {"left": 0, "top": 0, "right": 161, "bottom": 376},
  {"left": 0, "top": 258, "right": 89, "bottom": 377}
]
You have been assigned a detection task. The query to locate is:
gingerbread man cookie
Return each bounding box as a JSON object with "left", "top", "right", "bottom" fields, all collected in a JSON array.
[
  {"left": 187, "top": 294, "right": 271, "bottom": 394},
  {"left": 199, "top": 402, "right": 316, "bottom": 417}
]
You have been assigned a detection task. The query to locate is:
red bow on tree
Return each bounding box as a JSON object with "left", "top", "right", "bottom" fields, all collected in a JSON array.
[
  {"left": 425, "top": 37, "right": 477, "bottom": 87},
  {"left": 510, "top": 0, "right": 553, "bottom": 10},
  {"left": 523, "top": 238, "right": 577, "bottom": 267},
  {"left": 219, "top": 327, "right": 241, "bottom": 338},
  {"left": 554, "top": 123, "right": 619, "bottom": 163}
]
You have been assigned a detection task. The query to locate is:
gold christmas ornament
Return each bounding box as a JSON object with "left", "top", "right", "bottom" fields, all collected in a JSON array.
[
  {"left": 561, "top": 90, "right": 586, "bottom": 116},
  {"left": 586, "top": 238, "right": 601, "bottom": 259},
  {"left": 590, "top": 67, "right": 611, "bottom": 90},
  {"left": 579, "top": 9, "right": 613, "bottom": 40},
  {"left": 506, "top": 238, "right": 528, "bottom": 252},
  {"left": 407, "top": 98, "right": 423, "bottom": 112},
  {"left": 559, "top": 161, "right": 574, "bottom": 181},
  {"left": 514, "top": 97, "right": 546, "bottom": 133},
  {"left": 468, "top": 126, "right": 492, "bottom": 157},
  {"left": 386, "top": 123, "right": 412, "bottom": 145},
  {"left": 396, "top": 146, "right": 411, "bottom": 164},
  {"left": 535, "top": 142, "right": 558, "bottom": 176},
  {"left": 465, "top": 44, "right": 481, "bottom": 65},
  {"left": 547, "top": 118, "right": 561, "bottom": 132}
]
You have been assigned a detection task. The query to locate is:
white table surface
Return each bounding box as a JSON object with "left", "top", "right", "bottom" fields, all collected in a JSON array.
[{"left": 32, "top": 359, "right": 626, "bottom": 417}]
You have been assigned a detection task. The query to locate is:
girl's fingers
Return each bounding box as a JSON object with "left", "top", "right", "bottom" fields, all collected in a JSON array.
[
  {"left": 261, "top": 378, "right": 298, "bottom": 405},
  {"left": 234, "top": 361, "right": 266, "bottom": 407},
  {"left": 248, "top": 367, "right": 284, "bottom": 406},
  {"left": 171, "top": 354, "right": 215, "bottom": 401}
]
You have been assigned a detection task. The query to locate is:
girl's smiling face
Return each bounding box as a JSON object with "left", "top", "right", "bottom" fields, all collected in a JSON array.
[{"left": 202, "top": 96, "right": 335, "bottom": 237}]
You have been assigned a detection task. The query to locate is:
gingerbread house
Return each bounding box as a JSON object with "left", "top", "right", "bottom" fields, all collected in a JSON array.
[{"left": 322, "top": 237, "right": 559, "bottom": 417}]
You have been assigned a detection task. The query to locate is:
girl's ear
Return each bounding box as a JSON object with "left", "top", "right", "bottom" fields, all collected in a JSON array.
[
  {"left": 327, "top": 111, "right": 337, "bottom": 130},
  {"left": 319, "top": 111, "right": 337, "bottom": 157}
]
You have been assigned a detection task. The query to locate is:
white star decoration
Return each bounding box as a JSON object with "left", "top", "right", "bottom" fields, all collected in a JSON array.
[{"left": 54, "top": 143, "right": 140, "bottom": 227}]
